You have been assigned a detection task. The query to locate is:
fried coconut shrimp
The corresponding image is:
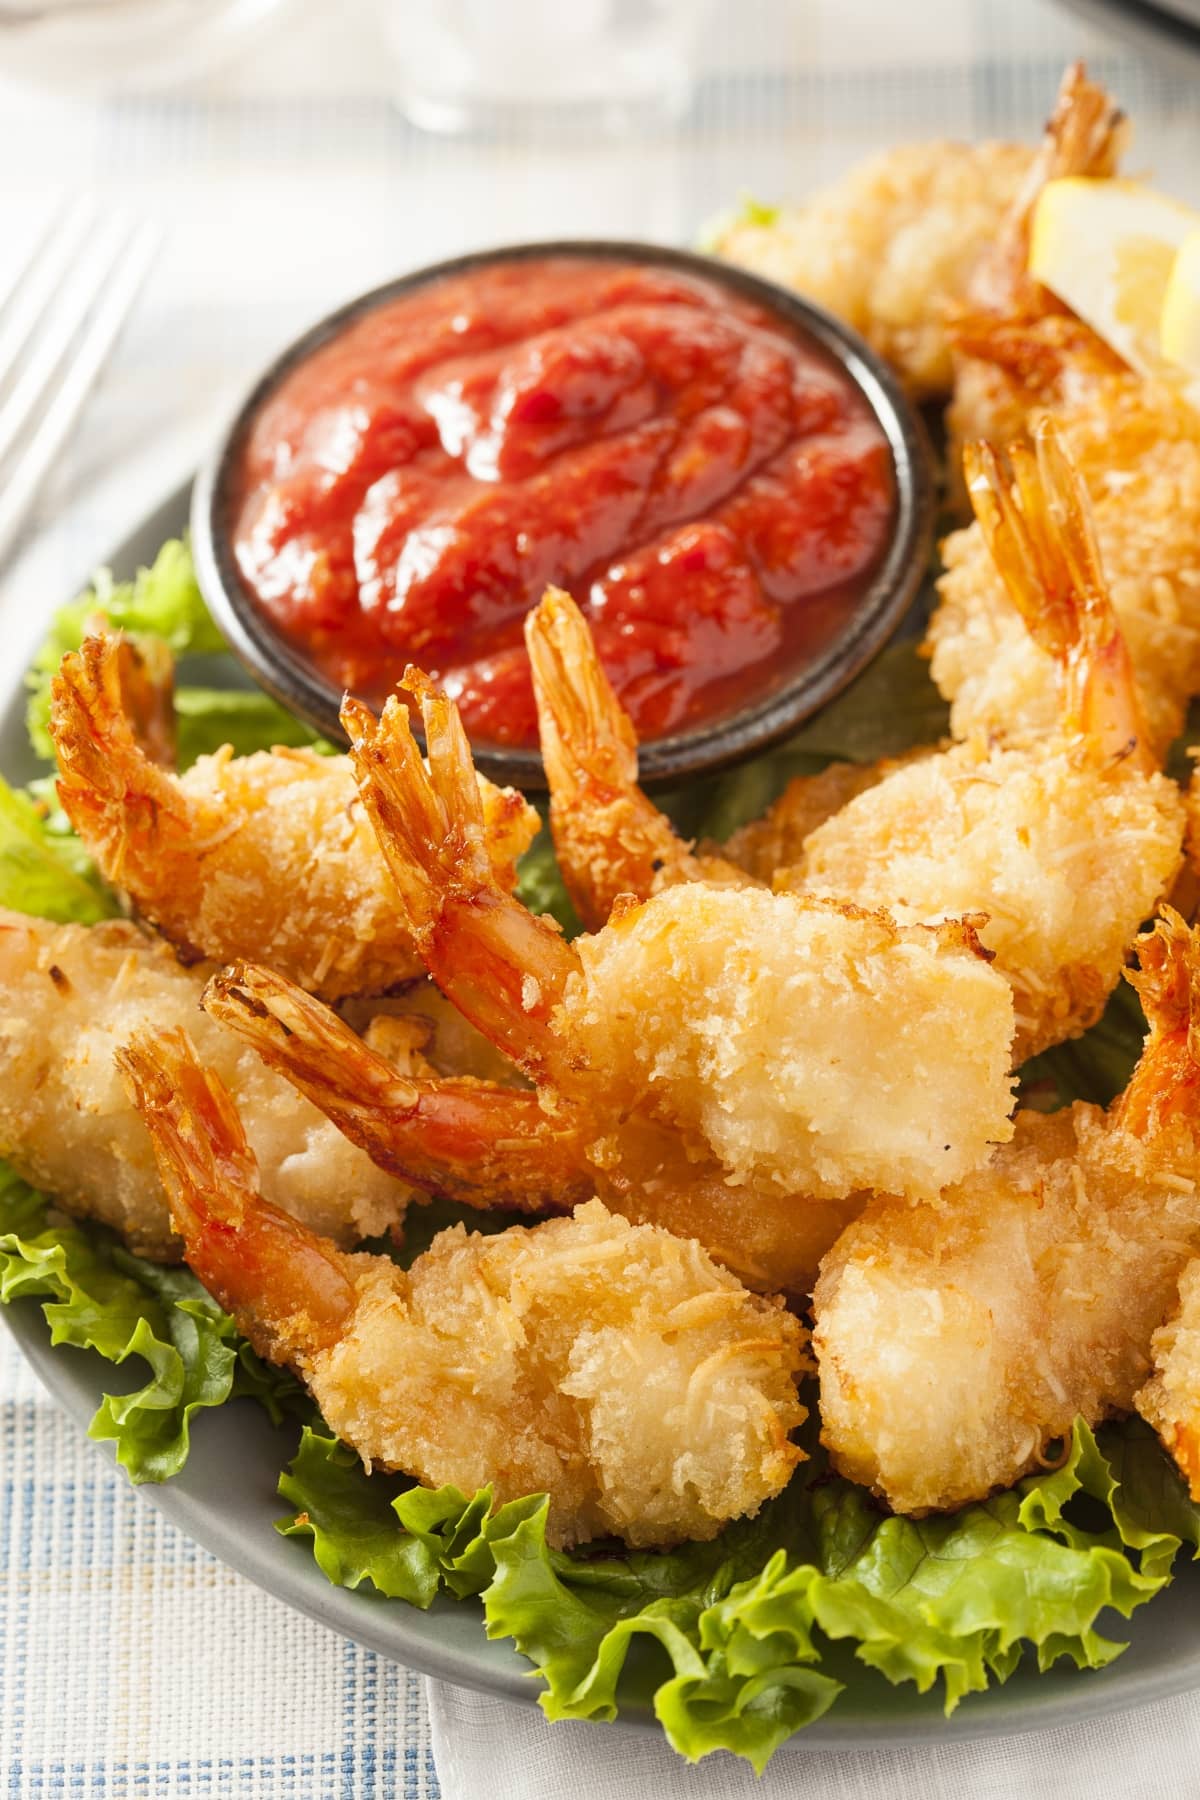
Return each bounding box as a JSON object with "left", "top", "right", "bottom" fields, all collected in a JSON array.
[
  {"left": 204, "top": 667, "right": 1016, "bottom": 1296},
  {"left": 348, "top": 677, "right": 1017, "bottom": 1201},
  {"left": 945, "top": 64, "right": 1126, "bottom": 457},
  {"left": 925, "top": 90, "right": 1200, "bottom": 755},
  {"left": 206, "top": 958, "right": 867, "bottom": 1297},
  {"left": 0, "top": 909, "right": 416, "bottom": 1259},
  {"left": 1137, "top": 1260, "right": 1200, "bottom": 1500},
  {"left": 49, "top": 633, "right": 538, "bottom": 999},
  {"left": 932, "top": 341, "right": 1200, "bottom": 758},
  {"left": 120, "top": 1029, "right": 808, "bottom": 1550},
  {"left": 791, "top": 426, "right": 1184, "bottom": 1059},
  {"left": 528, "top": 429, "right": 1184, "bottom": 1062},
  {"left": 710, "top": 142, "right": 1032, "bottom": 401},
  {"left": 814, "top": 908, "right": 1200, "bottom": 1517}
]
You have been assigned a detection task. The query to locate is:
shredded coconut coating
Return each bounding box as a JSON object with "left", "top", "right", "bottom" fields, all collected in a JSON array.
[
  {"left": 308, "top": 1200, "right": 808, "bottom": 1549},
  {"left": 0, "top": 910, "right": 415, "bottom": 1258},
  {"left": 786, "top": 736, "right": 1184, "bottom": 1061},
  {"left": 815, "top": 1105, "right": 1200, "bottom": 1515},
  {"left": 712, "top": 141, "right": 1033, "bottom": 398},
  {"left": 1137, "top": 1260, "right": 1200, "bottom": 1501},
  {"left": 929, "top": 379, "right": 1200, "bottom": 757},
  {"left": 49, "top": 637, "right": 539, "bottom": 1000},
  {"left": 722, "top": 759, "right": 891, "bottom": 884},
  {"left": 558, "top": 885, "right": 1016, "bottom": 1204}
]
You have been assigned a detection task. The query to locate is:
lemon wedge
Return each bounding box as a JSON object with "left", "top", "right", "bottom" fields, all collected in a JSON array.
[
  {"left": 1161, "top": 228, "right": 1200, "bottom": 378},
  {"left": 1029, "top": 177, "right": 1199, "bottom": 377}
]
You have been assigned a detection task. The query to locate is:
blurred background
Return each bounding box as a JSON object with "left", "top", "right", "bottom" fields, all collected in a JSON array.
[{"left": 0, "top": 0, "right": 1198, "bottom": 607}]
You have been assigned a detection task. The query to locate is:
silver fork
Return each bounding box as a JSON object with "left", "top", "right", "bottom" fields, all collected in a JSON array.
[{"left": 0, "top": 202, "right": 158, "bottom": 568}]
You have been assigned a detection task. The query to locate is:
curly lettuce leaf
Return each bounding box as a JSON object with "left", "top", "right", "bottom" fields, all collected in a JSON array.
[
  {"left": 22, "top": 535, "right": 329, "bottom": 772},
  {"left": 0, "top": 773, "right": 117, "bottom": 922},
  {"left": 25, "top": 538, "right": 223, "bottom": 759},
  {"left": 173, "top": 686, "right": 330, "bottom": 767},
  {"left": 696, "top": 194, "right": 782, "bottom": 253},
  {"left": 0, "top": 1167, "right": 299, "bottom": 1480},
  {"left": 278, "top": 1427, "right": 446, "bottom": 1604},
  {"left": 275, "top": 1414, "right": 1200, "bottom": 1769}
]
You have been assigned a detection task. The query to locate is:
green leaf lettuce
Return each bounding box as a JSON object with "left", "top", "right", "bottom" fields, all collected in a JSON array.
[
  {"left": 0, "top": 1168, "right": 299, "bottom": 1481},
  {"left": 0, "top": 773, "right": 117, "bottom": 923},
  {"left": 273, "top": 1415, "right": 1200, "bottom": 1769}
]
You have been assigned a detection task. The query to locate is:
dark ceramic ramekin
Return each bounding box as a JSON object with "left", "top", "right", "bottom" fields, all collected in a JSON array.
[{"left": 191, "top": 239, "right": 935, "bottom": 793}]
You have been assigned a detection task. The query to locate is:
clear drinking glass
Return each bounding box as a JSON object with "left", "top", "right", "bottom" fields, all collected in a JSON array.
[{"left": 380, "top": 0, "right": 706, "bottom": 137}]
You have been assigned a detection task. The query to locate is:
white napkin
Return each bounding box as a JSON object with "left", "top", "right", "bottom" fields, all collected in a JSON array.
[{"left": 427, "top": 1677, "right": 1200, "bottom": 1799}]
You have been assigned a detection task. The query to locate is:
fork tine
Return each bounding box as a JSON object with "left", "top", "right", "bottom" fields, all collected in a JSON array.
[
  {"left": 0, "top": 216, "right": 131, "bottom": 473},
  {"left": 0, "top": 199, "right": 94, "bottom": 391},
  {"left": 0, "top": 195, "right": 70, "bottom": 322},
  {"left": 0, "top": 222, "right": 158, "bottom": 569}
]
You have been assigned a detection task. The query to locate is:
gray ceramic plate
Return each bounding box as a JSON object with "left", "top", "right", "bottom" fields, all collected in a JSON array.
[{"left": 5, "top": 482, "right": 1200, "bottom": 1748}]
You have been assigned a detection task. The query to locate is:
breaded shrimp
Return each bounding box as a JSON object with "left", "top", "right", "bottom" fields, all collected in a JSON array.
[
  {"left": 207, "top": 959, "right": 875, "bottom": 1296},
  {"left": 201, "top": 669, "right": 1016, "bottom": 1295},
  {"left": 1137, "top": 1261, "right": 1200, "bottom": 1501},
  {"left": 49, "top": 633, "right": 539, "bottom": 999},
  {"left": 713, "top": 65, "right": 1121, "bottom": 405},
  {"left": 931, "top": 342, "right": 1200, "bottom": 757},
  {"left": 528, "top": 430, "right": 1184, "bottom": 1061},
  {"left": 788, "top": 426, "right": 1184, "bottom": 1058},
  {"left": 946, "top": 65, "right": 1127, "bottom": 457},
  {"left": 813, "top": 908, "right": 1200, "bottom": 1517},
  {"left": 344, "top": 675, "right": 1017, "bottom": 1203},
  {"left": 202, "top": 674, "right": 1015, "bottom": 1293},
  {"left": 926, "top": 73, "right": 1200, "bottom": 754},
  {"left": 710, "top": 145, "right": 1032, "bottom": 401},
  {"left": 0, "top": 909, "right": 416, "bottom": 1259},
  {"left": 119, "top": 1028, "right": 808, "bottom": 1550}
]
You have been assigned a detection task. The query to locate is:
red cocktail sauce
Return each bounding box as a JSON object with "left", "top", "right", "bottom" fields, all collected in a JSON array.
[{"left": 231, "top": 257, "right": 896, "bottom": 748}]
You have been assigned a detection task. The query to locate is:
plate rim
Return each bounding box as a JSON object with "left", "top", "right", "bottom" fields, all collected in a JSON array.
[{"left": 5, "top": 476, "right": 1200, "bottom": 1753}]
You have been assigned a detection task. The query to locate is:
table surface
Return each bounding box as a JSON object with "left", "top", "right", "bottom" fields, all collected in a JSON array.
[{"left": 2, "top": 3, "right": 1200, "bottom": 1794}]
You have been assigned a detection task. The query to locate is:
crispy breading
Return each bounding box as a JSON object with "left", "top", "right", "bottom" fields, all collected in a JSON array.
[
  {"left": 930, "top": 380, "right": 1200, "bottom": 757},
  {"left": 1137, "top": 1260, "right": 1200, "bottom": 1501},
  {"left": 560, "top": 885, "right": 1016, "bottom": 1203},
  {"left": 49, "top": 634, "right": 538, "bottom": 999},
  {"left": 814, "top": 910, "right": 1200, "bottom": 1516},
  {"left": 0, "top": 909, "right": 417, "bottom": 1259},
  {"left": 712, "top": 141, "right": 1032, "bottom": 398},
  {"left": 120, "top": 1025, "right": 809, "bottom": 1552},
  {"left": 318, "top": 1201, "right": 807, "bottom": 1549},
  {"left": 788, "top": 734, "right": 1184, "bottom": 1060},
  {"left": 814, "top": 1107, "right": 1200, "bottom": 1514}
]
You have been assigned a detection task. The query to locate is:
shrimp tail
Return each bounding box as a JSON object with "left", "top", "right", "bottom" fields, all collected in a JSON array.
[
  {"left": 342, "top": 683, "right": 579, "bottom": 1082},
  {"left": 1116, "top": 910, "right": 1200, "bottom": 1140},
  {"left": 963, "top": 62, "right": 1127, "bottom": 319},
  {"left": 117, "top": 1026, "right": 357, "bottom": 1362},
  {"left": 1038, "top": 59, "right": 1126, "bottom": 185},
  {"left": 963, "top": 419, "right": 1152, "bottom": 770},
  {"left": 50, "top": 635, "right": 197, "bottom": 896},
  {"left": 97, "top": 626, "right": 178, "bottom": 768},
  {"left": 203, "top": 962, "right": 588, "bottom": 1213},
  {"left": 525, "top": 588, "right": 709, "bottom": 928}
]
